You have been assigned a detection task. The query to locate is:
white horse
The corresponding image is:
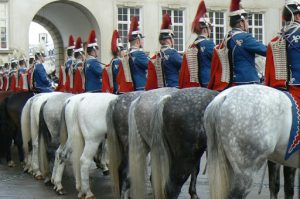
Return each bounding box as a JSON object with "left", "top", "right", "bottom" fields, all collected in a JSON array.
[
  {"left": 52, "top": 93, "right": 118, "bottom": 198},
  {"left": 51, "top": 93, "right": 95, "bottom": 194},
  {"left": 204, "top": 85, "right": 299, "bottom": 199},
  {"left": 21, "top": 92, "right": 61, "bottom": 178},
  {"left": 37, "top": 93, "right": 74, "bottom": 184}
]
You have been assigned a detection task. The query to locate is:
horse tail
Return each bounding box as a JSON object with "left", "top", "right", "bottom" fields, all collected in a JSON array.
[
  {"left": 21, "top": 98, "right": 33, "bottom": 164},
  {"left": 128, "top": 96, "right": 147, "bottom": 199},
  {"left": 59, "top": 100, "right": 69, "bottom": 145},
  {"left": 71, "top": 97, "right": 84, "bottom": 184},
  {"left": 106, "top": 98, "right": 121, "bottom": 198},
  {"left": 204, "top": 94, "right": 231, "bottom": 199},
  {"left": 38, "top": 100, "right": 50, "bottom": 177},
  {"left": 150, "top": 95, "right": 171, "bottom": 199}
]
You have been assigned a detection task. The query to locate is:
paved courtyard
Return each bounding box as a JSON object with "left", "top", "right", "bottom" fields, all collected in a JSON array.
[{"left": 0, "top": 152, "right": 299, "bottom": 199}]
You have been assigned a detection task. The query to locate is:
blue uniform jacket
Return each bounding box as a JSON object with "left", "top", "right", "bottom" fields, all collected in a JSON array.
[
  {"left": 130, "top": 48, "right": 149, "bottom": 90},
  {"left": 33, "top": 63, "right": 54, "bottom": 93},
  {"left": 84, "top": 56, "right": 102, "bottom": 92},
  {"left": 112, "top": 58, "right": 121, "bottom": 93},
  {"left": 196, "top": 36, "right": 215, "bottom": 87},
  {"left": 227, "top": 28, "right": 267, "bottom": 84},
  {"left": 65, "top": 58, "right": 73, "bottom": 73},
  {"left": 18, "top": 67, "right": 27, "bottom": 76},
  {"left": 285, "top": 23, "right": 300, "bottom": 85},
  {"left": 161, "top": 46, "right": 182, "bottom": 87}
]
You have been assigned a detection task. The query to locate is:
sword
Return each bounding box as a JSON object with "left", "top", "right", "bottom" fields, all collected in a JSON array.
[{"left": 258, "top": 161, "right": 268, "bottom": 194}]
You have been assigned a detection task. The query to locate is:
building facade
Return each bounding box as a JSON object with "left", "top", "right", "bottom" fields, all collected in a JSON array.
[{"left": 0, "top": 0, "right": 285, "bottom": 66}]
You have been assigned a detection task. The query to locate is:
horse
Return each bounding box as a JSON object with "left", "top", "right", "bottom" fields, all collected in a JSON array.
[
  {"left": 106, "top": 91, "right": 144, "bottom": 198},
  {"left": 268, "top": 161, "right": 296, "bottom": 199},
  {"left": 71, "top": 93, "right": 118, "bottom": 198},
  {"left": 21, "top": 92, "right": 61, "bottom": 179},
  {"left": 37, "top": 92, "right": 74, "bottom": 185},
  {"left": 127, "top": 87, "right": 178, "bottom": 199},
  {"left": 52, "top": 93, "right": 118, "bottom": 198},
  {"left": 204, "top": 84, "right": 300, "bottom": 199},
  {"left": 2, "top": 92, "right": 34, "bottom": 167},
  {"left": 0, "top": 91, "right": 15, "bottom": 164},
  {"left": 51, "top": 93, "right": 92, "bottom": 194},
  {"left": 149, "top": 87, "right": 218, "bottom": 199}
]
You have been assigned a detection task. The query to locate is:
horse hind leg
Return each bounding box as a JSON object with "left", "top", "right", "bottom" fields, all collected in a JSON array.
[
  {"left": 268, "top": 161, "right": 280, "bottom": 199},
  {"left": 283, "top": 166, "right": 296, "bottom": 199},
  {"left": 188, "top": 150, "right": 205, "bottom": 199},
  {"left": 80, "top": 139, "right": 102, "bottom": 199}
]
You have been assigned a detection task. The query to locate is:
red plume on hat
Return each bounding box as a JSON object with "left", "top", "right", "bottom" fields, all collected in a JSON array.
[
  {"left": 229, "top": 0, "right": 246, "bottom": 16},
  {"left": 161, "top": 14, "right": 172, "bottom": 30},
  {"left": 111, "top": 30, "right": 120, "bottom": 56},
  {"left": 67, "top": 35, "right": 75, "bottom": 49},
  {"left": 230, "top": 0, "right": 241, "bottom": 12},
  {"left": 128, "top": 16, "right": 141, "bottom": 42},
  {"left": 192, "top": 0, "right": 208, "bottom": 33},
  {"left": 87, "top": 30, "right": 98, "bottom": 48},
  {"left": 74, "top": 37, "right": 83, "bottom": 53}
]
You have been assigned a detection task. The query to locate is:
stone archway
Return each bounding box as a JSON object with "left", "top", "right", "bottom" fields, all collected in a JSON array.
[
  {"left": 32, "top": 15, "right": 64, "bottom": 67},
  {"left": 31, "top": 1, "right": 101, "bottom": 67}
]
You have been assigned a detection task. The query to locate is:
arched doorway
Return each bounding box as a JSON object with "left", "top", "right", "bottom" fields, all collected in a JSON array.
[{"left": 30, "top": 1, "right": 100, "bottom": 68}]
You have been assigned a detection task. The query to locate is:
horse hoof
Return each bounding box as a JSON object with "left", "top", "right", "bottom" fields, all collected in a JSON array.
[
  {"left": 103, "top": 170, "right": 109, "bottom": 176},
  {"left": 44, "top": 179, "right": 52, "bottom": 186},
  {"left": 77, "top": 192, "right": 85, "bottom": 199},
  {"left": 190, "top": 194, "right": 199, "bottom": 199},
  {"left": 35, "top": 175, "right": 43, "bottom": 180},
  {"left": 8, "top": 161, "right": 16, "bottom": 167},
  {"left": 56, "top": 189, "right": 65, "bottom": 195},
  {"left": 85, "top": 195, "right": 96, "bottom": 199}
]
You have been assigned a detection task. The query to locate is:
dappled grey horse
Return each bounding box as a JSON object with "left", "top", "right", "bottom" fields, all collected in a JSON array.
[
  {"left": 204, "top": 85, "right": 300, "bottom": 199},
  {"left": 106, "top": 91, "right": 144, "bottom": 198},
  {"left": 150, "top": 87, "right": 218, "bottom": 199},
  {"left": 128, "top": 87, "right": 179, "bottom": 199}
]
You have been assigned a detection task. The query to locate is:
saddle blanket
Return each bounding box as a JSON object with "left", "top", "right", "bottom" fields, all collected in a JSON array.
[{"left": 284, "top": 91, "right": 300, "bottom": 160}]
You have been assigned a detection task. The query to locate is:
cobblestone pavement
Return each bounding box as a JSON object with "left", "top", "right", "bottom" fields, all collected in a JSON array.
[{"left": 0, "top": 154, "right": 299, "bottom": 199}]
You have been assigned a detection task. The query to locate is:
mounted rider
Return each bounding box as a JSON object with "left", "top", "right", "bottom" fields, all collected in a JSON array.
[
  {"left": 102, "top": 30, "right": 126, "bottom": 94},
  {"left": 265, "top": 0, "right": 300, "bottom": 161},
  {"left": 9, "top": 52, "right": 18, "bottom": 92},
  {"left": 17, "top": 52, "right": 29, "bottom": 91},
  {"left": 208, "top": 0, "right": 267, "bottom": 91},
  {"left": 84, "top": 30, "right": 103, "bottom": 92},
  {"left": 127, "top": 16, "right": 149, "bottom": 91},
  {"left": 27, "top": 53, "right": 35, "bottom": 91},
  {"left": 66, "top": 35, "right": 75, "bottom": 92},
  {"left": 2, "top": 62, "right": 9, "bottom": 91},
  {"left": 72, "top": 37, "right": 85, "bottom": 94},
  {"left": 33, "top": 46, "right": 57, "bottom": 93},
  {"left": 146, "top": 13, "right": 182, "bottom": 90},
  {"left": 179, "top": 0, "right": 214, "bottom": 88},
  {"left": 265, "top": 0, "right": 300, "bottom": 95}
]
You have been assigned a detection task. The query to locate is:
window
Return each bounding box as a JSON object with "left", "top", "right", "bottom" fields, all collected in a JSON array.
[
  {"left": 162, "top": 9, "right": 185, "bottom": 52},
  {"left": 248, "top": 13, "right": 264, "bottom": 43},
  {"left": 0, "top": 2, "right": 8, "bottom": 49},
  {"left": 117, "top": 7, "right": 141, "bottom": 49},
  {"left": 208, "top": 11, "right": 226, "bottom": 45}
]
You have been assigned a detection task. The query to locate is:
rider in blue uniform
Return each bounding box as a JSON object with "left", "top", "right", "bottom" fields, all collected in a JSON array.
[
  {"left": 84, "top": 30, "right": 103, "bottom": 92},
  {"left": 227, "top": 0, "right": 267, "bottom": 85},
  {"left": 111, "top": 30, "right": 126, "bottom": 93},
  {"left": 192, "top": 0, "right": 215, "bottom": 87},
  {"left": 159, "top": 14, "right": 182, "bottom": 88},
  {"left": 128, "top": 16, "right": 149, "bottom": 91},
  {"left": 33, "top": 48, "right": 55, "bottom": 93},
  {"left": 18, "top": 56, "right": 27, "bottom": 76},
  {"left": 66, "top": 35, "right": 75, "bottom": 75}
]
